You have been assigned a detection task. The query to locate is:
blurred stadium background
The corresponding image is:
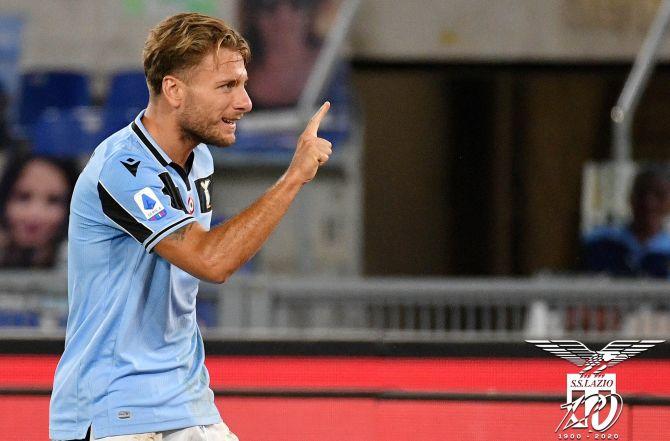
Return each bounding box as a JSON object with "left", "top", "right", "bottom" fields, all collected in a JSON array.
[{"left": 1, "top": 0, "right": 670, "bottom": 439}]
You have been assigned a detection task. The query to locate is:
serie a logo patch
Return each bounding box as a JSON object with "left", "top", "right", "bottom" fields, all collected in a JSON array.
[{"left": 133, "top": 187, "right": 167, "bottom": 221}]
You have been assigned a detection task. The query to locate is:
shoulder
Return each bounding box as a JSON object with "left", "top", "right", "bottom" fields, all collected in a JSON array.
[
  {"left": 192, "top": 144, "right": 214, "bottom": 175},
  {"left": 74, "top": 127, "right": 144, "bottom": 186},
  {"left": 98, "top": 134, "right": 163, "bottom": 181},
  {"left": 194, "top": 144, "right": 213, "bottom": 164}
]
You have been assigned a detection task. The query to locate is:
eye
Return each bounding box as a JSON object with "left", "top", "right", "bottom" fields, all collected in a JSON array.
[
  {"left": 218, "top": 81, "right": 236, "bottom": 90},
  {"left": 12, "top": 190, "right": 32, "bottom": 203},
  {"left": 46, "top": 194, "right": 66, "bottom": 206}
]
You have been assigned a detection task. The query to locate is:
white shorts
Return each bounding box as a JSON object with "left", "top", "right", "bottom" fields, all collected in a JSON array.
[{"left": 92, "top": 422, "right": 239, "bottom": 441}]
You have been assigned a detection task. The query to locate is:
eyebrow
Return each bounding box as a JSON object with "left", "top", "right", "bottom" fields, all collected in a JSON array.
[
  {"left": 219, "top": 58, "right": 244, "bottom": 65},
  {"left": 215, "top": 74, "right": 248, "bottom": 84}
]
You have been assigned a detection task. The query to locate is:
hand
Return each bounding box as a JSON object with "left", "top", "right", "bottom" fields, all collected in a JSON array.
[{"left": 287, "top": 102, "right": 332, "bottom": 184}]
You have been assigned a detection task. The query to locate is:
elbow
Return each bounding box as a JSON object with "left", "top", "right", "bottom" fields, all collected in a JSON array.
[
  {"left": 207, "top": 275, "right": 227, "bottom": 284},
  {"left": 201, "top": 258, "right": 235, "bottom": 284},
  {"left": 207, "top": 271, "right": 231, "bottom": 284}
]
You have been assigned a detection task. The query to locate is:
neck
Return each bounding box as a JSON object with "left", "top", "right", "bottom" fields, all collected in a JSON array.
[{"left": 142, "top": 101, "right": 196, "bottom": 167}]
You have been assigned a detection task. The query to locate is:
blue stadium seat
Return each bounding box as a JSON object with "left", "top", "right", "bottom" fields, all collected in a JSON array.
[
  {"left": 0, "top": 309, "right": 39, "bottom": 327},
  {"left": 101, "top": 106, "right": 138, "bottom": 139},
  {"left": 17, "top": 71, "right": 91, "bottom": 128},
  {"left": 101, "top": 70, "right": 149, "bottom": 138},
  {"left": 106, "top": 70, "right": 149, "bottom": 111},
  {"left": 32, "top": 107, "right": 103, "bottom": 158}
]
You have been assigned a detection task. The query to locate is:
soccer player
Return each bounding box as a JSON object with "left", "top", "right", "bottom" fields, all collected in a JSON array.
[{"left": 49, "top": 12, "right": 332, "bottom": 441}]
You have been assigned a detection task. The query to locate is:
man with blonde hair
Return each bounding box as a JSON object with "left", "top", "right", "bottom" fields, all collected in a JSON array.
[{"left": 50, "top": 12, "right": 332, "bottom": 441}]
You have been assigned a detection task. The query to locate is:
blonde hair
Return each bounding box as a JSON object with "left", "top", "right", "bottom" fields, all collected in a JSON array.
[{"left": 143, "top": 12, "right": 251, "bottom": 96}]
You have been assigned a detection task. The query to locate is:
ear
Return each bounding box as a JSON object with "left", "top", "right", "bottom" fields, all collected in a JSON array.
[{"left": 161, "top": 75, "right": 184, "bottom": 109}]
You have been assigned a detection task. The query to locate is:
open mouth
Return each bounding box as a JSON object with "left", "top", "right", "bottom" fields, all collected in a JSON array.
[{"left": 222, "top": 118, "right": 237, "bottom": 126}]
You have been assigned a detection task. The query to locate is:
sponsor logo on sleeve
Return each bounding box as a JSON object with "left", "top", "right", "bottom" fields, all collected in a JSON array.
[{"left": 133, "top": 187, "right": 167, "bottom": 221}]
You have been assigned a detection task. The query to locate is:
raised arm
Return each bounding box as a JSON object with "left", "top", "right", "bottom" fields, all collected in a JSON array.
[{"left": 154, "top": 102, "right": 333, "bottom": 283}]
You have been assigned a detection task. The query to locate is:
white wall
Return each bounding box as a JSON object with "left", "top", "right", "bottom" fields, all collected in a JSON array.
[
  {"left": 0, "top": 0, "right": 237, "bottom": 73},
  {"left": 352, "top": 0, "right": 670, "bottom": 61},
  {"left": 2, "top": 0, "right": 670, "bottom": 75}
]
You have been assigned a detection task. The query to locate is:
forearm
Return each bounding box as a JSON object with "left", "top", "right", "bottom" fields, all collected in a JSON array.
[{"left": 201, "top": 172, "right": 303, "bottom": 279}]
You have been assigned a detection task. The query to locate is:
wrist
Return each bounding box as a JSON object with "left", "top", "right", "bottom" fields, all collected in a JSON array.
[{"left": 279, "top": 170, "right": 304, "bottom": 191}]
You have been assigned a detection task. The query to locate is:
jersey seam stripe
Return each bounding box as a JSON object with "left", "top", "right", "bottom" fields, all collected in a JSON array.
[
  {"left": 131, "top": 121, "right": 168, "bottom": 166},
  {"left": 144, "top": 216, "right": 196, "bottom": 251},
  {"left": 158, "top": 172, "right": 188, "bottom": 212},
  {"left": 98, "top": 180, "right": 152, "bottom": 244}
]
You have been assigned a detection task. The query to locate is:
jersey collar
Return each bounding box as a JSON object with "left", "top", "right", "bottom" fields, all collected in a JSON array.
[{"left": 131, "top": 110, "right": 175, "bottom": 167}]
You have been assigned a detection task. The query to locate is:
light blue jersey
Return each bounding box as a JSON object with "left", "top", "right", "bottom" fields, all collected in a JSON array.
[{"left": 50, "top": 111, "right": 220, "bottom": 440}]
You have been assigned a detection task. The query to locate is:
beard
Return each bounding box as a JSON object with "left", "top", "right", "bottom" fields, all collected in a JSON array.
[{"left": 177, "top": 100, "right": 235, "bottom": 148}]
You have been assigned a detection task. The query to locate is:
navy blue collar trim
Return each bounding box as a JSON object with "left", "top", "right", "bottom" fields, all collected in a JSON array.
[
  {"left": 132, "top": 115, "right": 196, "bottom": 189},
  {"left": 131, "top": 121, "right": 168, "bottom": 167},
  {"left": 169, "top": 153, "right": 194, "bottom": 190}
]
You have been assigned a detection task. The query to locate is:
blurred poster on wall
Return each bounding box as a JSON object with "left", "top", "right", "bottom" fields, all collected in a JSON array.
[
  {"left": 0, "top": 153, "right": 79, "bottom": 269},
  {"left": 240, "top": 0, "right": 342, "bottom": 110}
]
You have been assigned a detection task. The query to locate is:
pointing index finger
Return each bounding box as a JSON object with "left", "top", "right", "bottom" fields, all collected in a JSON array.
[{"left": 304, "top": 101, "right": 330, "bottom": 136}]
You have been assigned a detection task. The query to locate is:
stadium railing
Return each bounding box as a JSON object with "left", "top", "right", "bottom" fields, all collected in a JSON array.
[{"left": 0, "top": 271, "right": 668, "bottom": 342}]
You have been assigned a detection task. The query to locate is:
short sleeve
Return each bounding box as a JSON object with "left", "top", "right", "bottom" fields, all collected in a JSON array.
[{"left": 97, "top": 152, "right": 197, "bottom": 252}]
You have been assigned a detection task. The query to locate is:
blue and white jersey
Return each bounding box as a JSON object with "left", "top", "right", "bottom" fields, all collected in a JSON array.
[
  {"left": 583, "top": 224, "right": 670, "bottom": 278},
  {"left": 50, "top": 111, "right": 220, "bottom": 440}
]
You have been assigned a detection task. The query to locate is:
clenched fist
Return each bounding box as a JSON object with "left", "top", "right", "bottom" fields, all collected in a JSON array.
[{"left": 287, "top": 102, "right": 333, "bottom": 184}]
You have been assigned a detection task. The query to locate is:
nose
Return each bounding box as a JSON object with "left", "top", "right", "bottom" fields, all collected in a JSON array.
[
  {"left": 234, "top": 87, "right": 253, "bottom": 114},
  {"left": 24, "top": 200, "right": 43, "bottom": 219}
]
